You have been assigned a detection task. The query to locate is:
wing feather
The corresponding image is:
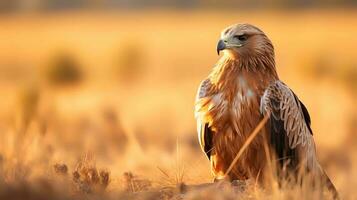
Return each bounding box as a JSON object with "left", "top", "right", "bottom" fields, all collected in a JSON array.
[
  {"left": 195, "top": 79, "right": 213, "bottom": 159},
  {"left": 260, "top": 81, "right": 316, "bottom": 168}
]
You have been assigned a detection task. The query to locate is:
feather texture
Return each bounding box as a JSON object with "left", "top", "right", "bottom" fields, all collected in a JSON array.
[
  {"left": 260, "top": 81, "right": 312, "bottom": 149},
  {"left": 260, "top": 80, "right": 320, "bottom": 172}
]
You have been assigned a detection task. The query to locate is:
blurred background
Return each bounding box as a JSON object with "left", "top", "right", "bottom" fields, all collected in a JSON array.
[{"left": 0, "top": 0, "right": 356, "bottom": 199}]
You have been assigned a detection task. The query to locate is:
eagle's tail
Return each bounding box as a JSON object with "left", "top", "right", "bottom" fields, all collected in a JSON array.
[{"left": 321, "top": 170, "right": 339, "bottom": 200}]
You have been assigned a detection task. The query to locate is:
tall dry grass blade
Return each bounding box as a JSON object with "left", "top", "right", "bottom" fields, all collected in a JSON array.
[
  {"left": 156, "top": 166, "right": 174, "bottom": 186},
  {"left": 175, "top": 138, "right": 185, "bottom": 184},
  {"left": 224, "top": 114, "right": 270, "bottom": 178},
  {"left": 176, "top": 138, "right": 179, "bottom": 184},
  {"left": 261, "top": 124, "right": 280, "bottom": 197},
  {"left": 157, "top": 166, "right": 171, "bottom": 180}
]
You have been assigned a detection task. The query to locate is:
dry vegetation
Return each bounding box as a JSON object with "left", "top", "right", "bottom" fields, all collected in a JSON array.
[{"left": 0, "top": 9, "right": 356, "bottom": 199}]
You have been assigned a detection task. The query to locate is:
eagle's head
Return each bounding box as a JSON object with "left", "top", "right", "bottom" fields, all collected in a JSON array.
[{"left": 217, "top": 24, "right": 274, "bottom": 62}]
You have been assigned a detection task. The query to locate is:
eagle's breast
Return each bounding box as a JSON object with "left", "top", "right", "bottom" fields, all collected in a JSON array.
[
  {"left": 196, "top": 60, "right": 271, "bottom": 179},
  {"left": 203, "top": 74, "right": 261, "bottom": 135}
]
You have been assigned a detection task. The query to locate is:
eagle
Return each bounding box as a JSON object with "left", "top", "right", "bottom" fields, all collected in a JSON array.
[{"left": 195, "top": 23, "right": 338, "bottom": 197}]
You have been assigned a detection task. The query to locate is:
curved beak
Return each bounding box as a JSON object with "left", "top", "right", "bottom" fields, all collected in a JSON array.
[{"left": 217, "top": 39, "right": 226, "bottom": 55}]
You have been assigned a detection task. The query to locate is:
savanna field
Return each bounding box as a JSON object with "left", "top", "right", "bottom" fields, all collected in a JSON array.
[{"left": 0, "top": 9, "right": 356, "bottom": 199}]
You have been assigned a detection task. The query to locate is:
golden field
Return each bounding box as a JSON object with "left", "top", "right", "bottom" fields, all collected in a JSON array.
[{"left": 0, "top": 9, "right": 356, "bottom": 199}]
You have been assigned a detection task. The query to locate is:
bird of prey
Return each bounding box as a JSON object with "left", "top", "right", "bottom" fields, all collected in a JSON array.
[{"left": 195, "top": 23, "right": 338, "bottom": 197}]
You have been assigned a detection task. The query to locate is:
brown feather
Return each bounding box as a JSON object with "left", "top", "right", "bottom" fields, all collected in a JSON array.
[{"left": 196, "top": 46, "right": 277, "bottom": 179}]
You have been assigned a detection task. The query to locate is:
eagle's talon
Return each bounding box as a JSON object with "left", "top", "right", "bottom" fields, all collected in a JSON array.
[{"left": 213, "top": 176, "right": 230, "bottom": 183}]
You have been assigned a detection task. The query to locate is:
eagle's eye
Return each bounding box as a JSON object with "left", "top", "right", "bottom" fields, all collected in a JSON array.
[{"left": 234, "top": 35, "right": 248, "bottom": 42}]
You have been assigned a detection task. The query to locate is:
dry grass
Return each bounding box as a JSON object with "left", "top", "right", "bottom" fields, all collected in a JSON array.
[{"left": 0, "top": 9, "right": 356, "bottom": 199}]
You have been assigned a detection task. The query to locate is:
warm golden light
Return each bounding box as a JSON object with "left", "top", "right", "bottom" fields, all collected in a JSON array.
[{"left": 0, "top": 2, "right": 356, "bottom": 199}]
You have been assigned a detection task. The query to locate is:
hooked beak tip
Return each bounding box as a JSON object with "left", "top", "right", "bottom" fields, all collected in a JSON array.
[{"left": 217, "top": 40, "right": 226, "bottom": 55}]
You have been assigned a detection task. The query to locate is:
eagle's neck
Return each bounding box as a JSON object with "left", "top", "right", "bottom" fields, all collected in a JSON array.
[
  {"left": 208, "top": 55, "right": 278, "bottom": 100},
  {"left": 209, "top": 57, "right": 239, "bottom": 90}
]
